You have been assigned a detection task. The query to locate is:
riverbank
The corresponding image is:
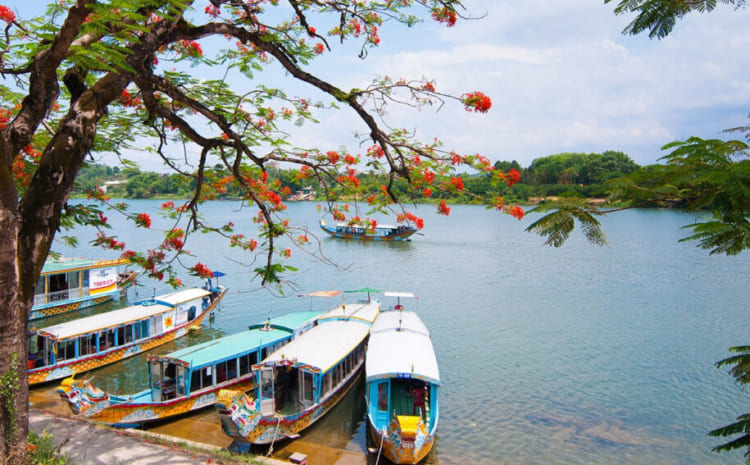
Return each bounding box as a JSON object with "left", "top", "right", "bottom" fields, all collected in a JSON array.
[{"left": 29, "top": 408, "right": 285, "bottom": 465}]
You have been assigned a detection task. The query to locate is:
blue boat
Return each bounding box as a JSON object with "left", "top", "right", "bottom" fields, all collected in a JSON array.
[
  {"left": 57, "top": 311, "right": 319, "bottom": 427},
  {"left": 365, "top": 292, "right": 440, "bottom": 464},
  {"left": 319, "top": 219, "right": 418, "bottom": 241}
]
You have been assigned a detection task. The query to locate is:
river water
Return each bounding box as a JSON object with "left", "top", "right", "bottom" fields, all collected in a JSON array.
[{"left": 31, "top": 200, "right": 750, "bottom": 465}]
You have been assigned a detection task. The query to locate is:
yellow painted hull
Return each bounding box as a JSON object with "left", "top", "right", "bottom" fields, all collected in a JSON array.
[{"left": 368, "top": 425, "right": 435, "bottom": 464}]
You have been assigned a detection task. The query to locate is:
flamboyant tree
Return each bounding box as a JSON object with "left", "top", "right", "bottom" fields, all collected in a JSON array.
[{"left": 0, "top": 1, "right": 524, "bottom": 462}]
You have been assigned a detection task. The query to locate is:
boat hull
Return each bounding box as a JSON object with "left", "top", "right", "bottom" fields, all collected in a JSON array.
[
  {"left": 28, "top": 289, "right": 225, "bottom": 385},
  {"left": 368, "top": 421, "right": 435, "bottom": 465},
  {"left": 60, "top": 378, "right": 255, "bottom": 427},
  {"left": 29, "top": 293, "right": 117, "bottom": 321}
]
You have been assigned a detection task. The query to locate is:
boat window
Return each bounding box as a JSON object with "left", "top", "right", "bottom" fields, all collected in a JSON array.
[
  {"left": 190, "top": 369, "right": 201, "bottom": 391},
  {"left": 175, "top": 365, "right": 187, "bottom": 397},
  {"left": 123, "top": 324, "right": 134, "bottom": 344},
  {"left": 116, "top": 326, "right": 125, "bottom": 347},
  {"left": 56, "top": 340, "right": 76, "bottom": 361},
  {"left": 78, "top": 334, "right": 97, "bottom": 356},
  {"left": 82, "top": 270, "right": 89, "bottom": 288},
  {"left": 99, "top": 329, "right": 115, "bottom": 351},
  {"left": 300, "top": 370, "right": 314, "bottom": 406},
  {"left": 378, "top": 382, "right": 389, "bottom": 411},
  {"left": 239, "top": 352, "right": 256, "bottom": 376},
  {"left": 216, "top": 359, "right": 236, "bottom": 384},
  {"left": 34, "top": 277, "right": 45, "bottom": 301},
  {"left": 150, "top": 314, "right": 162, "bottom": 335},
  {"left": 68, "top": 271, "right": 80, "bottom": 291},
  {"left": 139, "top": 320, "right": 150, "bottom": 339},
  {"left": 28, "top": 335, "right": 49, "bottom": 368},
  {"left": 202, "top": 366, "right": 213, "bottom": 388},
  {"left": 150, "top": 360, "right": 162, "bottom": 402},
  {"left": 322, "top": 372, "right": 332, "bottom": 396}
]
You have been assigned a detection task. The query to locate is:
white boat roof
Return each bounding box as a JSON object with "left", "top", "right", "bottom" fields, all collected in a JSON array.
[
  {"left": 265, "top": 320, "right": 371, "bottom": 373},
  {"left": 31, "top": 288, "right": 213, "bottom": 340},
  {"left": 384, "top": 291, "right": 416, "bottom": 299},
  {"left": 365, "top": 311, "right": 440, "bottom": 385},
  {"left": 319, "top": 300, "right": 381, "bottom": 325}
]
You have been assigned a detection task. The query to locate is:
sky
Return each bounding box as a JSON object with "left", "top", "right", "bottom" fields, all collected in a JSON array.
[{"left": 6, "top": 1, "right": 750, "bottom": 171}]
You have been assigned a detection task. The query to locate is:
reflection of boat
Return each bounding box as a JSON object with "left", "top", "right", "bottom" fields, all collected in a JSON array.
[
  {"left": 366, "top": 292, "right": 440, "bottom": 464},
  {"left": 319, "top": 219, "right": 418, "bottom": 241},
  {"left": 217, "top": 290, "right": 380, "bottom": 446},
  {"left": 27, "top": 284, "right": 227, "bottom": 385},
  {"left": 57, "top": 311, "right": 319, "bottom": 427},
  {"left": 31, "top": 256, "right": 139, "bottom": 321}
]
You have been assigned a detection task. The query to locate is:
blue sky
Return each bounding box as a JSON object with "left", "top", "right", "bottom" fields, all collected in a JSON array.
[{"left": 6, "top": 1, "right": 750, "bottom": 171}]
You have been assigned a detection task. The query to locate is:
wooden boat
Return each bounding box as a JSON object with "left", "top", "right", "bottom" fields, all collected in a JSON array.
[
  {"left": 217, "top": 290, "right": 381, "bottom": 446},
  {"left": 27, "top": 284, "right": 227, "bottom": 385},
  {"left": 319, "top": 219, "right": 418, "bottom": 241},
  {"left": 31, "top": 256, "right": 139, "bottom": 321},
  {"left": 56, "top": 311, "right": 319, "bottom": 427},
  {"left": 365, "top": 292, "right": 440, "bottom": 464}
]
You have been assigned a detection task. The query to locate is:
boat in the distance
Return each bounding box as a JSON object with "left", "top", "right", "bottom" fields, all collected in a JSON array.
[
  {"left": 27, "top": 284, "right": 227, "bottom": 385},
  {"left": 365, "top": 292, "right": 440, "bottom": 464},
  {"left": 56, "top": 310, "right": 319, "bottom": 427},
  {"left": 217, "top": 290, "right": 381, "bottom": 447},
  {"left": 319, "top": 219, "right": 418, "bottom": 241},
  {"left": 31, "top": 256, "right": 139, "bottom": 321}
]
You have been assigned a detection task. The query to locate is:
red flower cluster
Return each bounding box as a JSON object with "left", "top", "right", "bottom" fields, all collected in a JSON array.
[
  {"left": 204, "top": 5, "right": 220, "bottom": 17},
  {"left": 450, "top": 176, "right": 464, "bottom": 191},
  {"left": 313, "top": 43, "right": 325, "bottom": 55},
  {"left": 431, "top": 7, "right": 456, "bottom": 27},
  {"left": 507, "top": 205, "right": 524, "bottom": 220},
  {"left": 397, "top": 212, "right": 424, "bottom": 229},
  {"left": 508, "top": 168, "right": 521, "bottom": 185},
  {"left": 191, "top": 262, "right": 214, "bottom": 279},
  {"left": 0, "top": 5, "right": 15, "bottom": 23},
  {"left": 0, "top": 108, "right": 11, "bottom": 129},
  {"left": 437, "top": 199, "right": 451, "bottom": 216},
  {"left": 462, "top": 91, "right": 492, "bottom": 113},
  {"left": 135, "top": 212, "right": 152, "bottom": 228}
]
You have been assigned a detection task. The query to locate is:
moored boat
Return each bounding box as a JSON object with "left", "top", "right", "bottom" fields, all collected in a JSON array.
[
  {"left": 56, "top": 311, "right": 319, "bottom": 427},
  {"left": 366, "top": 292, "right": 440, "bottom": 464},
  {"left": 217, "top": 290, "right": 381, "bottom": 446},
  {"left": 27, "top": 284, "right": 227, "bottom": 385},
  {"left": 319, "top": 219, "right": 418, "bottom": 241},
  {"left": 31, "top": 256, "right": 139, "bottom": 321}
]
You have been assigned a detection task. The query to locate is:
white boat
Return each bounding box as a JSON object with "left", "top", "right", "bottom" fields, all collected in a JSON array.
[
  {"left": 365, "top": 292, "right": 440, "bottom": 464},
  {"left": 217, "top": 290, "right": 381, "bottom": 446},
  {"left": 30, "top": 256, "right": 139, "bottom": 320},
  {"left": 27, "top": 284, "right": 226, "bottom": 385}
]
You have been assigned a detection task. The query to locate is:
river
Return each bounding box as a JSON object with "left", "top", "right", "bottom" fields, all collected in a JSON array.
[{"left": 30, "top": 200, "right": 750, "bottom": 465}]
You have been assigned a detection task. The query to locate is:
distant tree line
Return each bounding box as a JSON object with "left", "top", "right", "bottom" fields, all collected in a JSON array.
[{"left": 74, "top": 150, "right": 641, "bottom": 203}]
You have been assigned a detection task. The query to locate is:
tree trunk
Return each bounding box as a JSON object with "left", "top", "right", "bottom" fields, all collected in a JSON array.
[{"left": 0, "top": 140, "right": 29, "bottom": 465}]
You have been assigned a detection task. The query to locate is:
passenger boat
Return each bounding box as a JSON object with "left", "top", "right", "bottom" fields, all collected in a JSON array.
[
  {"left": 319, "top": 219, "right": 418, "bottom": 241},
  {"left": 56, "top": 311, "right": 319, "bottom": 427},
  {"left": 31, "top": 256, "right": 139, "bottom": 321},
  {"left": 217, "top": 290, "right": 381, "bottom": 446},
  {"left": 27, "top": 284, "right": 227, "bottom": 385},
  {"left": 365, "top": 292, "right": 440, "bottom": 464}
]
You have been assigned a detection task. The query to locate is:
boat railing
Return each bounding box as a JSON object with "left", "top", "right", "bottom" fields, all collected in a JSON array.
[{"left": 33, "top": 287, "right": 89, "bottom": 306}]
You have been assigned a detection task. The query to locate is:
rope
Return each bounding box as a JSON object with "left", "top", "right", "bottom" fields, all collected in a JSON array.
[
  {"left": 267, "top": 413, "right": 283, "bottom": 457},
  {"left": 374, "top": 426, "right": 386, "bottom": 465}
]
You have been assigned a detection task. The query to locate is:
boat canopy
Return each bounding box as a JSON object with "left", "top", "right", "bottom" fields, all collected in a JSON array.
[
  {"left": 30, "top": 288, "right": 212, "bottom": 340},
  {"left": 302, "top": 290, "right": 342, "bottom": 298},
  {"left": 152, "top": 327, "right": 290, "bottom": 369},
  {"left": 366, "top": 311, "right": 440, "bottom": 385},
  {"left": 319, "top": 300, "right": 380, "bottom": 324},
  {"left": 383, "top": 291, "right": 416, "bottom": 299},
  {"left": 41, "top": 257, "right": 126, "bottom": 275},
  {"left": 264, "top": 320, "right": 370, "bottom": 373}
]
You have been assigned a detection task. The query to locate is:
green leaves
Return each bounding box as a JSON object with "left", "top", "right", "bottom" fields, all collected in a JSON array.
[
  {"left": 711, "top": 346, "right": 750, "bottom": 455},
  {"left": 525, "top": 198, "right": 607, "bottom": 247}
]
